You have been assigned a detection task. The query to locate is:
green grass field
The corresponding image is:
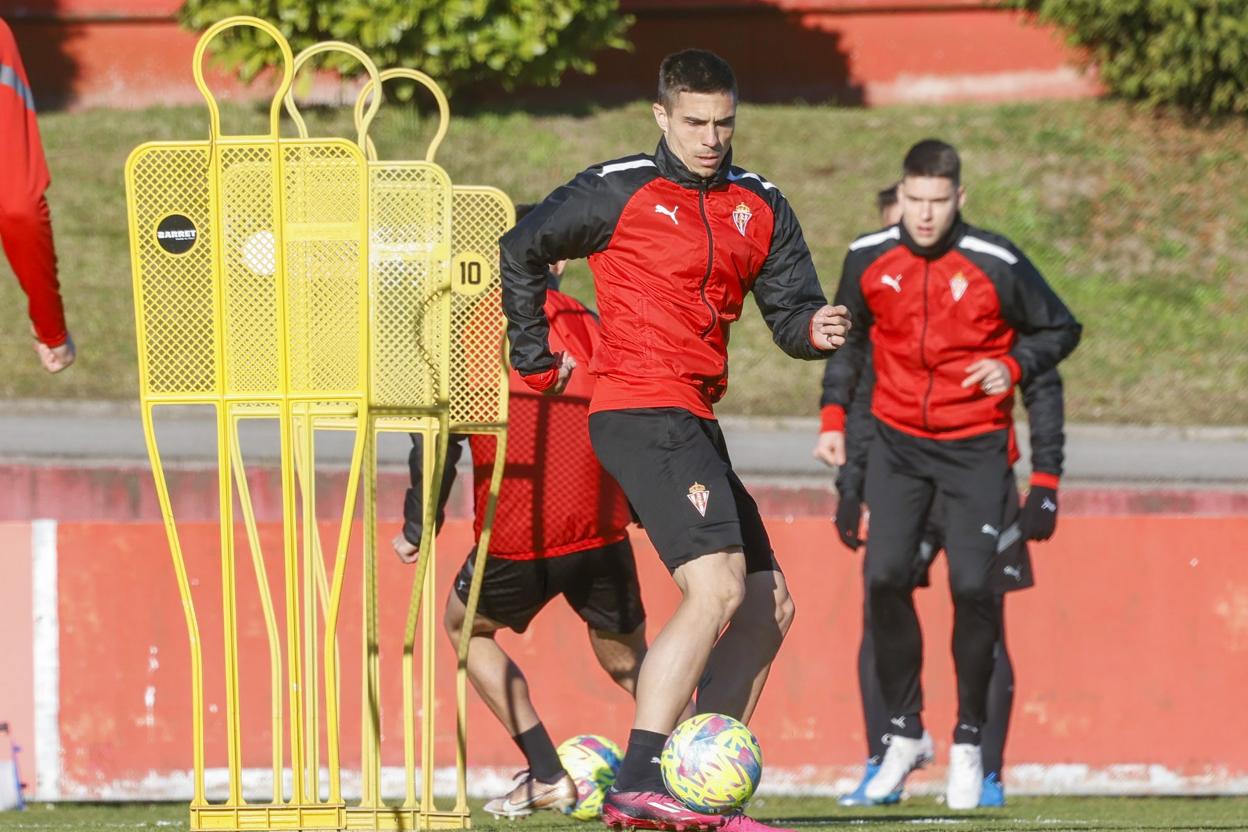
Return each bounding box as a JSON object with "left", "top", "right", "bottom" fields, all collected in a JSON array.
[
  {"left": 3, "top": 97, "right": 1245, "bottom": 424},
  {"left": 3, "top": 797, "right": 1247, "bottom": 832}
]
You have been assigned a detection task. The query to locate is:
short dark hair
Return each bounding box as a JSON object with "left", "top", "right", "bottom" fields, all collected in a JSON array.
[
  {"left": 658, "top": 49, "right": 737, "bottom": 109},
  {"left": 902, "top": 139, "right": 960, "bottom": 185},
  {"left": 876, "top": 183, "right": 899, "bottom": 213}
]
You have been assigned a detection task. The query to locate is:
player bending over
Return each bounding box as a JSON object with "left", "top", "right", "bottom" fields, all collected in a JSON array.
[
  {"left": 395, "top": 253, "right": 653, "bottom": 819},
  {"left": 500, "top": 49, "right": 848, "bottom": 832},
  {"left": 820, "top": 140, "right": 1080, "bottom": 809}
]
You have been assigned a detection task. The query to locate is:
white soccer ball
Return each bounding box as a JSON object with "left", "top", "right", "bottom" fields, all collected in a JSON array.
[{"left": 240, "top": 230, "right": 276, "bottom": 276}]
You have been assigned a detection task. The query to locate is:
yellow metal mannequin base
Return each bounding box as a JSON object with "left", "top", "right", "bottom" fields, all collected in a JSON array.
[
  {"left": 190, "top": 804, "right": 473, "bottom": 831},
  {"left": 130, "top": 19, "right": 512, "bottom": 832}
]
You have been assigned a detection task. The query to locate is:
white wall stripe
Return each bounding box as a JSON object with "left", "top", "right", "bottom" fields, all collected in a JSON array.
[
  {"left": 31, "top": 519, "right": 61, "bottom": 802},
  {"left": 53, "top": 763, "right": 1248, "bottom": 801}
]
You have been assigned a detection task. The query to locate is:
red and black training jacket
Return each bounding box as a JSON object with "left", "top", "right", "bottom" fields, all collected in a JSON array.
[
  {"left": 835, "top": 357, "right": 1067, "bottom": 502},
  {"left": 403, "top": 289, "right": 632, "bottom": 560},
  {"left": 821, "top": 217, "right": 1081, "bottom": 442},
  {"left": 501, "top": 138, "right": 831, "bottom": 419},
  {"left": 0, "top": 19, "right": 67, "bottom": 348}
]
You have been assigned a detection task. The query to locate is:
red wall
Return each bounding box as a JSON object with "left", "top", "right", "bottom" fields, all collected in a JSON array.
[
  {"left": 3, "top": 460, "right": 1247, "bottom": 799},
  {"left": 0, "top": 1, "right": 1099, "bottom": 110},
  {"left": 43, "top": 515, "right": 1248, "bottom": 797},
  {"left": 0, "top": 524, "right": 36, "bottom": 793}
]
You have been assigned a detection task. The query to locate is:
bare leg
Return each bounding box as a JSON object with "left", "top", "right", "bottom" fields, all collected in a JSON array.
[
  {"left": 443, "top": 587, "right": 537, "bottom": 736},
  {"left": 695, "top": 569, "right": 795, "bottom": 723},
  {"left": 631, "top": 548, "right": 747, "bottom": 733},
  {"left": 589, "top": 622, "right": 647, "bottom": 696}
]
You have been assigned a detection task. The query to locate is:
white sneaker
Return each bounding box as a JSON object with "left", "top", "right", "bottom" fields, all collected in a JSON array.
[
  {"left": 864, "top": 732, "right": 933, "bottom": 801},
  {"left": 483, "top": 770, "right": 577, "bottom": 818},
  {"left": 946, "top": 743, "right": 984, "bottom": 810}
]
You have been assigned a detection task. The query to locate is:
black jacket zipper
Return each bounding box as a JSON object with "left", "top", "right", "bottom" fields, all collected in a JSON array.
[
  {"left": 919, "top": 260, "right": 935, "bottom": 431},
  {"left": 698, "top": 188, "right": 717, "bottom": 337}
]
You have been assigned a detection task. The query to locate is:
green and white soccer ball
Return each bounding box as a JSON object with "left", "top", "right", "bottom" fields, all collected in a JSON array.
[
  {"left": 661, "top": 714, "right": 763, "bottom": 814},
  {"left": 557, "top": 734, "right": 623, "bottom": 820}
]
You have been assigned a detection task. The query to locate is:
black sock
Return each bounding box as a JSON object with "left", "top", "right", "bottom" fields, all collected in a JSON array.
[
  {"left": 613, "top": 729, "right": 667, "bottom": 793},
  {"left": 953, "top": 721, "right": 982, "bottom": 746},
  {"left": 888, "top": 712, "right": 924, "bottom": 740},
  {"left": 512, "top": 723, "right": 564, "bottom": 783}
]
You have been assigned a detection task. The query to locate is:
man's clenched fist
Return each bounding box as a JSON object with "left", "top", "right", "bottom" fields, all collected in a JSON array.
[{"left": 810, "top": 305, "right": 851, "bottom": 351}]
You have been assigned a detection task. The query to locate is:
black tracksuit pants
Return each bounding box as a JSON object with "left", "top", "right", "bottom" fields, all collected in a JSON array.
[{"left": 864, "top": 421, "right": 1012, "bottom": 745}]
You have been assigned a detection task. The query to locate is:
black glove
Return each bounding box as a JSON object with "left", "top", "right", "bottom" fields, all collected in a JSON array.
[
  {"left": 835, "top": 494, "right": 863, "bottom": 550},
  {"left": 1021, "top": 485, "right": 1059, "bottom": 541}
]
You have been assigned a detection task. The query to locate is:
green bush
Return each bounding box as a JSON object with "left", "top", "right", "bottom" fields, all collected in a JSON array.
[
  {"left": 1004, "top": 0, "right": 1248, "bottom": 115},
  {"left": 179, "top": 0, "right": 633, "bottom": 95}
]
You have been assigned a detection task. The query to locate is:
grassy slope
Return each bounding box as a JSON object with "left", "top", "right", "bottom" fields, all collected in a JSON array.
[
  {"left": 3, "top": 99, "right": 1244, "bottom": 424},
  {"left": 3, "top": 797, "right": 1248, "bottom": 831}
]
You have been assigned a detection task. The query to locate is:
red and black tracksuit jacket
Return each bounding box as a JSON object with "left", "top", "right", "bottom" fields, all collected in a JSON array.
[
  {"left": 835, "top": 356, "right": 1066, "bottom": 502},
  {"left": 404, "top": 289, "right": 632, "bottom": 560},
  {"left": 821, "top": 217, "right": 1080, "bottom": 451},
  {"left": 501, "top": 138, "right": 831, "bottom": 419},
  {"left": 0, "top": 18, "right": 67, "bottom": 348}
]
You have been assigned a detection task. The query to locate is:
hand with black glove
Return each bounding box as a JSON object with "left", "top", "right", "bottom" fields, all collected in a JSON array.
[
  {"left": 1021, "top": 475, "right": 1059, "bottom": 541},
  {"left": 835, "top": 494, "right": 864, "bottom": 550}
]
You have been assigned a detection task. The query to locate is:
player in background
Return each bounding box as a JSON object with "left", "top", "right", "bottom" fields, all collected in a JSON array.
[
  {"left": 0, "top": 18, "right": 74, "bottom": 373},
  {"left": 500, "top": 49, "right": 849, "bottom": 832},
  {"left": 394, "top": 240, "right": 651, "bottom": 820},
  {"left": 820, "top": 140, "right": 1079, "bottom": 809},
  {"left": 815, "top": 184, "right": 1066, "bottom": 808},
  {"left": 875, "top": 184, "right": 902, "bottom": 227}
]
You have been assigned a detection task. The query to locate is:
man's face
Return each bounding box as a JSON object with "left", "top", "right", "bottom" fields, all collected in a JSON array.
[
  {"left": 899, "top": 175, "right": 965, "bottom": 247},
  {"left": 880, "top": 201, "right": 903, "bottom": 226},
  {"left": 653, "top": 90, "right": 736, "bottom": 178}
]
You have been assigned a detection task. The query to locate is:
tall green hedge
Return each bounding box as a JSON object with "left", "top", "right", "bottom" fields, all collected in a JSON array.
[
  {"left": 179, "top": 0, "right": 633, "bottom": 95},
  {"left": 1005, "top": 0, "right": 1248, "bottom": 115}
]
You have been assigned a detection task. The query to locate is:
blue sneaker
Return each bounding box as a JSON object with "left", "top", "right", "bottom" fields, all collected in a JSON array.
[
  {"left": 838, "top": 763, "right": 901, "bottom": 807},
  {"left": 979, "top": 772, "right": 1006, "bottom": 807}
]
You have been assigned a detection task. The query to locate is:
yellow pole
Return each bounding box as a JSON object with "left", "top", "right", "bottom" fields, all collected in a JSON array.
[
  {"left": 141, "top": 406, "right": 208, "bottom": 809},
  {"left": 455, "top": 426, "right": 507, "bottom": 814},
  {"left": 360, "top": 425, "right": 382, "bottom": 809},
  {"left": 230, "top": 421, "right": 285, "bottom": 803}
]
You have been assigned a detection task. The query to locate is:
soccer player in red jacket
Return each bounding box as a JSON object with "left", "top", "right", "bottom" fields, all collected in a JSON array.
[
  {"left": 820, "top": 140, "right": 1080, "bottom": 809},
  {"left": 395, "top": 260, "right": 649, "bottom": 819},
  {"left": 818, "top": 185, "right": 1065, "bottom": 808},
  {"left": 500, "top": 50, "right": 849, "bottom": 832},
  {"left": 0, "top": 18, "right": 74, "bottom": 373}
]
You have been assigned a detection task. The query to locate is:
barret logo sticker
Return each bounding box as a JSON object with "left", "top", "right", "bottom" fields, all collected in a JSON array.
[
  {"left": 156, "top": 214, "right": 198, "bottom": 255},
  {"left": 687, "top": 482, "right": 710, "bottom": 517},
  {"left": 732, "top": 202, "right": 752, "bottom": 236}
]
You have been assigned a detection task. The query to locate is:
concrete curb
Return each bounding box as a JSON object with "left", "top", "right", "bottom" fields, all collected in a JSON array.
[{"left": 1, "top": 400, "right": 1246, "bottom": 487}]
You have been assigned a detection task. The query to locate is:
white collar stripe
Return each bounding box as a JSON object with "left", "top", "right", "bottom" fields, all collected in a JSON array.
[
  {"left": 849, "top": 226, "right": 901, "bottom": 251},
  {"left": 727, "top": 169, "right": 777, "bottom": 191},
  {"left": 596, "top": 159, "right": 656, "bottom": 177},
  {"left": 959, "top": 235, "right": 1019, "bottom": 264}
]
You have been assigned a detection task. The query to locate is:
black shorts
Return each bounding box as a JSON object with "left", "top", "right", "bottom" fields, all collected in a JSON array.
[
  {"left": 864, "top": 421, "right": 1013, "bottom": 599},
  {"left": 453, "top": 538, "right": 645, "bottom": 635},
  {"left": 589, "top": 408, "right": 777, "bottom": 574},
  {"left": 913, "top": 477, "right": 1034, "bottom": 594}
]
